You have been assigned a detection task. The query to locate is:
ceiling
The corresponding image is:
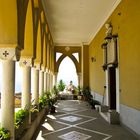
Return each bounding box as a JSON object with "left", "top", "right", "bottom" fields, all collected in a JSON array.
[{"left": 43, "top": 0, "right": 121, "bottom": 46}]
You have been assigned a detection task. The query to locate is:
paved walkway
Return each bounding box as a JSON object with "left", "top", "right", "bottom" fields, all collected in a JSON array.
[{"left": 34, "top": 100, "right": 138, "bottom": 140}]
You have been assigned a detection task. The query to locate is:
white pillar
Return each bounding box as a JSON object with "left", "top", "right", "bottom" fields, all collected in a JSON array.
[
  {"left": 53, "top": 73, "right": 58, "bottom": 86},
  {"left": 21, "top": 66, "right": 31, "bottom": 109},
  {"left": 50, "top": 73, "right": 52, "bottom": 90},
  {"left": 32, "top": 67, "right": 39, "bottom": 104},
  {"left": 44, "top": 72, "right": 47, "bottom": 93},
  {"left": 47, "top": 72, "right": 50, "bottom": 91},
  {"left": 1, "top": 60, "right": 15, "bottom": 139},
  {"left": 39, "top": 70, "right": 44, "bottom": 96}
]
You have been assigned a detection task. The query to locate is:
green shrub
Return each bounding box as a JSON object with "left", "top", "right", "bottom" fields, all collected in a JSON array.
[
  {"left": 39, "top": 95, "right": 48, "bottom": 110},
  {"left": 15, "top": 109, "right": 29, "bottom": 129},
  {"left": 0, "top": 127, "right": 10, "bottom": 139}
]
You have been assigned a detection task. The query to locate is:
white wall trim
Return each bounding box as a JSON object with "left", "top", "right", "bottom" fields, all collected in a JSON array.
[
  {"left": 91, "top": 91, "right": 104, "bottom": 104},
  {"left": 120, "top": 104, "right": 140, "bottom": 137}
]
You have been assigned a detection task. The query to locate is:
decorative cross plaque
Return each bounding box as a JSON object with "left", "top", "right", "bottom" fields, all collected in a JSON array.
[
  {"left": 23, "top": 61, "right": 27, "bottom": 65},
  {"left": 3, "top": 51, "right": 9, "bottom": 57}
]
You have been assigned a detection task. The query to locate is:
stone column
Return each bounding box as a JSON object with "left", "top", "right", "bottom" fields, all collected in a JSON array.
[
  {"left": 44, "top": 71, "right": 47, "bottom": 93},
  {"left": 32, "top": 67, "right": 39, "bottom": 105},
  {"left": 0, "top": 48, "right": 20, "bottom": 140},
  {"left": 49, "top": 72, "right": 52, "bottom": 91},
  {"left": 47, "top": 72, "right": 50, "bottom": 91},
  {"left": 20, "top": 59, "right": 32, "bottom": 110},
  {"left": 39, "top": 70, "right": 44, "bottom": 96},
  {"left": 53, "top": 72, "right": 58, "bottom": 86}
]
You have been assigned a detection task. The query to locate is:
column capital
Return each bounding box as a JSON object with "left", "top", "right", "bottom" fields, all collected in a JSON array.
[
  {"left": 34, "top": 62, "right": 41, "bottom": 70},
  {"left": 45, "top": 68, "right": 49, "bottom": 73},
  {"left": 0, "top": 47, "right": 20, "bottom": 61},
  {"left": 19, "top": 58, "right": 32, "bottom": 67},
  {"left": 41, "top": 65, "right": 45, "bottom": 72}
]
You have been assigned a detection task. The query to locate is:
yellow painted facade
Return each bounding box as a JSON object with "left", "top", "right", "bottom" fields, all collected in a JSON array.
[
  {"left": 0, "top": 0, "right": 17, "bottom": 46},
  {"left": 89, "top": 0, "right": 140, "bottom": 110},
  {"left": 21, "top": 0, "right": 34, "bottom": 58}
]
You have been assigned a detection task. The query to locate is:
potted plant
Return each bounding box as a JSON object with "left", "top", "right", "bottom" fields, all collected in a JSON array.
[
  {"left": 0, "top": 127, "right": 10, "bottom": 140},
  {"left": 77, "top": 86, "right": 82, "bottom": 100},
  {"left": 83, "top": 87, "right": 101, "bottom": 109},
  {"left": 48, "top": 98, "right": 56, "bottom": 114}
]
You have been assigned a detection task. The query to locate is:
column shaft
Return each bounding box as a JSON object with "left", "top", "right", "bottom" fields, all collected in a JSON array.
[
  {"left": 32, "top": 68, "right": 39, "bottom": 104},
  {"left": 47, "top": 73, "right": 50, "bottom": 91},
  {"left": 1, "top": 60, "right": 15, "bottom": 139},
  {"left": 22, "top": 66, "right": 31, "bottom": 109},
  {"left": 44, "top": 72, "right": 47, "bottom": 92},
  {"left": 39, "top": 71, "right": 44, "bottom": 96}
]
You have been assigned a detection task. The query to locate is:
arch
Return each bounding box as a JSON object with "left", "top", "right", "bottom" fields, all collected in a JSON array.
[
  {"left": 56, "top": 54, "right": 80, "bottom": 73},
  {"left": 22, "top": 0, "right": 34, "bottom": 58},
  {"left": 42, "top": 33, "right": 47, "bottom": 68},
  {"left": 17, "top": 0, "right": 29, "bottom": 50},
  {"left": 34, "top": 19, "right": 42, "bottom": 64},
  {"left": 41, "top": 11, "right": 45, "bottom": 23},
  {"left": 57, "top": 56, "right": 78, "bottom": 86},
  {"left": 54, "top": 46, "right": 81, "bottom": 73}
]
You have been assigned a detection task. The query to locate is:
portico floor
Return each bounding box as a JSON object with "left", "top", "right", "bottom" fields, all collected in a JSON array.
[{"left": 33, "top": 100, "right": 138, "bottom": 140}]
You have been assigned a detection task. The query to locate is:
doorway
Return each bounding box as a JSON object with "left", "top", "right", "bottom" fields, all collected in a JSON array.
[{"left": 108, "top": 67, "right": 116, "bottom": 110}]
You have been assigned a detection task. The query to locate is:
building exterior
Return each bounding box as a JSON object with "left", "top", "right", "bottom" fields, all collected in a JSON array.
[{"left": 0, "top": 0, "right": 139, "bottom": 139}]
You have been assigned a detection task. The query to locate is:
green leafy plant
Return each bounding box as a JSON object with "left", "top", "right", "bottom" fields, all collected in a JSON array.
[
  {"left": 30, "top": 105, "right": 39, "bottom": 113},
  {"left": 52, "top": 85, "right": 59, "bottom": 96},
  {"left": 57, "top": 80, "right": 65, "bottom": 91},
  {"left": 46, "top": 91, "right": 52, "bottom": 99},
  {"left": 77, "top": 86, "right": 82, "bottom": 95},
  {"left": 0, "top": 127, "right": 10, "bottom": 139},
  {"left": 15, "top": 109, "right": 29, "bottom": 129},
  {"left": 82, "top": 87, "right": 100, "bottom": 108},
  {"left": 48, "top": 98, "right": 56, "bottom": 107},
  {"left": 39, "top": 94, "right": 48, "bottom": 110}
]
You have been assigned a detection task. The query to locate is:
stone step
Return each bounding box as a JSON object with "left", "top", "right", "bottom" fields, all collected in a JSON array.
[{"left": 100, "top": 109, "right": 120, "bottom": 124}]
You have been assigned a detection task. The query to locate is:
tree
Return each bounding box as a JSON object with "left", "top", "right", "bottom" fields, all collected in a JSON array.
[{"left": 57, "top": 80, "right": 65, "bottom": 91}]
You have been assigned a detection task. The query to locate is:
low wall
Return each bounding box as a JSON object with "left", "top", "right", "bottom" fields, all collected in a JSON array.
[{"left": 20, "top": 108, "right": 47, "bottom": 140}]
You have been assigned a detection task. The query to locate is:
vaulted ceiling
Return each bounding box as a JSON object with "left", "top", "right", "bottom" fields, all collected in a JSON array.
[{"left": 43, "top": 0, "right": 121, "bottom": 45}]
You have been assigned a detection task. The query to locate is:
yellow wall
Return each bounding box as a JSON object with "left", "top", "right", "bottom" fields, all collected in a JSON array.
[
  {"left": 83, "top": 45, "right": 89, "bottom": 88},
  {"left": 21, "top": 0, "right": 34, "bottom": 58},
  {"left": 89, "top": 0, "right": 140, "bottom": 110},
  {"left": 0, "top": 0, "right": 17, "bottom": 45}
]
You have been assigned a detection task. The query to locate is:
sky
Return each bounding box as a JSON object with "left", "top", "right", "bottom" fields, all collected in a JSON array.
[
  {"left": 0, "top": 57, "right": 78, "bottom": 93},
  {"left": 57, "top": 56, "right": 78, "bottom": 87}
]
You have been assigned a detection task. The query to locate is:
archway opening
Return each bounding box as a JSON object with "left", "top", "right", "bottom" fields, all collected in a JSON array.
[{"left": 57, "top": 56, "right": 78, "bottom": 87}]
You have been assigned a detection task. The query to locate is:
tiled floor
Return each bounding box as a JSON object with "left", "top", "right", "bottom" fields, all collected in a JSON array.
[{"left": 33, "top": 100, "right": 138, "bottom": 140}]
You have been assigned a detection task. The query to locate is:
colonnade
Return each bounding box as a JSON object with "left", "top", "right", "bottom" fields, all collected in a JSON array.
[{"left": 0, "top": 52, "right": 54, "bottom": 140}]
